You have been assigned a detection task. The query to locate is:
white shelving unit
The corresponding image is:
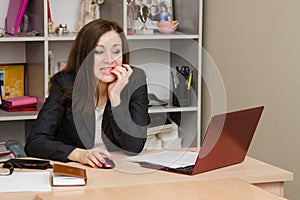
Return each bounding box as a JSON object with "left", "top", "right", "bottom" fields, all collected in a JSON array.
[{"left": 0, "top": 0, "right": 202, "bottom": 147}]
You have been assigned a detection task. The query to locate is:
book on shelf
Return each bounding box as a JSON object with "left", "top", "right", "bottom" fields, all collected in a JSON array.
[
  {"left": 3, "top": 96, "right": 37, "bottom": 107},
  {"left": 1, "top": 96, "right": 38, "bottom": 112},
  {"left": 5, "top": 0, "right": 29, "bottom": 36},
  {"left": 0, "top": 64, "right": 25, "bottom": 100},
  {"left": 0, "top": 141, "right": 16, "bottom": 160},
  {"left": 147, "top": 115, "right": 177, "bottom": 136},
  {"left": 52, "top": 164, "right": 87, "bottom": 186}
]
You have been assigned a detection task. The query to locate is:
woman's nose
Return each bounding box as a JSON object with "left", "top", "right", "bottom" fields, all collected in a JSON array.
[{"left": 104, "top": 52, "right": 114, "bottom": 63}]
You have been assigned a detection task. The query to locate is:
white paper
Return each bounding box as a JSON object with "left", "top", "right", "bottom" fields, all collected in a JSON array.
[
  {"left": 0, "top": 171, "right": 51, "bottom": 192},
  {"left": 125, "top": 151, "right": 198, "bottom": 168},
  {"left": 52, "top": 174, "right": 85, "bottom": 186}
]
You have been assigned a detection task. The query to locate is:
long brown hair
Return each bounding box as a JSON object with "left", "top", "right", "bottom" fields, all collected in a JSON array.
[{"left": 51, "top": 19, "right": 129, "bottom": 113}]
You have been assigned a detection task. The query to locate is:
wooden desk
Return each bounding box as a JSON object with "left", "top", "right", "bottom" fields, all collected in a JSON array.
[
  {"left": 0, "top": 151, "right": 293, "bottom": 200},
  {"left": 36, "top": 178, "right": 287, "bottom": 200}
]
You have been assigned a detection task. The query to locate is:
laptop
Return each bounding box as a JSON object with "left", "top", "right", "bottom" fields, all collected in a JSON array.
[{"left": 127, "top": 105, "right": 264, "bottom": 175}]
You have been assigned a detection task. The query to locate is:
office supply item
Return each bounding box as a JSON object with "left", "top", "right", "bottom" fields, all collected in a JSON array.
[
  {"left": 98, "top": 157, "right": 115, "bottom": 169},
  {"left": 0, "top": 140, "right": 26, "bottom": 157},
  {"left": 1, "top": 105, "right": 37, "bottom": 112},
  {"left": 126, "top": 106, "right": 264, "bottom": 175},
  {"left": 187, "top": 70, "right": 193, "bottom": 90},
  {"left": 145, "top": 114, "right": 181, "bottom": 149},
  {"left": 0, "top": 171, "right": 51, "bottom": 192},
  {"left": 4, "top": 158, "right": 52, "bottom": 169},
  {"left": 0, "top": 64, "right": 25, "bottom": 99},
  {"left": 172, "top": 66, "right": 191, "bottom": 106},
  {"left": 52, "top": 164, "right": 87, "bottom": 186},
  {"left": 148, "top": 93, "right": 168, "bottom": 107},
  {"left": 0, "top": 151, "right": 16, "bottom": 160},
  {"left": 0, "top": 162, "right": 14, "bottom": 176},
  {"left": 0, "top": 141, "right": 16, "bottom": 160},
  {"left": 5, "top": 0, "right": 29, "bottom": 36},
  {"left": 1, "top": 96, "right": 38, "bottom": 112},
  {"left": 3, "top": 96, "right": 37, "bottom": 107}
]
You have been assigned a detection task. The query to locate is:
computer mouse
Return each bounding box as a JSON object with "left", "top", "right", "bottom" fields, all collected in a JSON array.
[{"left": 99, "top": 157, "right": 115, "bottom": 169}]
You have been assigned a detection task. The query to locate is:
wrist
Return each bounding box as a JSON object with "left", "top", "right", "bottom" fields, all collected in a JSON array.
[
  {"left": 110, "top": 96, "right": 121, "bottom": 107},
  {"left": 67, "top": 148, "right": 82, "bottom": 162}
]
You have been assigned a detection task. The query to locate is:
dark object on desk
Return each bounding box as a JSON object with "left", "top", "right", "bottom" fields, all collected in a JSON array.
[
  {"left": 0, "top": 162, "right": 14, "bottom": 176},
  {"left": 3, "top": 158, "right": 52, "bottom": 169},
  {"left": 98, "top": 157, "right": 115, "bottom": 169},
  {"left": 148, "top": 93, "right": 168, "bottom": 107},
  {"left": 136, "top": 106, "right": 264, "bottom": 175}
]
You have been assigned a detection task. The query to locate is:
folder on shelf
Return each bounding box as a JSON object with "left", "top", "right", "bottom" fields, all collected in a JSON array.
[
  {"left": 1, "top": 105, "right": 37, "bottom": 112},
  {"left": 3, "top": 96, "right": 37, "bottom": 107},
  {"left": 1, "top": 96, "right": 38, "bottom": 112},
  {"left": 5, "top": 0, "right": 29, "bottom": 36}
]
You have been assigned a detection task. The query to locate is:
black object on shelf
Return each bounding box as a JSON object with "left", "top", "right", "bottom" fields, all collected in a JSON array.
[
  {"left": 172, "top": 66, "right": 192, "bottom": 107},
  {"left": 148, "top": 93, "right": 168, "bottom": 107}
]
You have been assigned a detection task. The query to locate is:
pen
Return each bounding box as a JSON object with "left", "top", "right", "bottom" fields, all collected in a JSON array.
[
  {"left": 171, "top": 71, "right": 177, "bottom": 89},
  {"left": 187, "top": 70, "right": 193, "bottom": 90}
]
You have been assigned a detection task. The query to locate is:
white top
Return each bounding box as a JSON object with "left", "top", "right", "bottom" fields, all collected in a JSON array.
[{"left": 94, "top": 103, "right": 107, "bottom": 150}]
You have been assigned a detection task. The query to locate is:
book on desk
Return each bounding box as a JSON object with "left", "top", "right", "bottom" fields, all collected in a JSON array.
[{"left": 52, "top": 164, "right": 87, "bottom": 186}]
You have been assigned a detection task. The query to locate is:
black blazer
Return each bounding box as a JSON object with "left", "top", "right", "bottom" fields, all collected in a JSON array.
[{"left": 25, "top": 68, "right": 149, "bottom": 162}]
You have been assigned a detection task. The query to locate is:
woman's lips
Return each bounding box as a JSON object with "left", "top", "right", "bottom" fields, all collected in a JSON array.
[
  {"left": 100, "top": 67, "right": 115, "bottom": 72},
  {"left": 100, "top": 67, "right": 114, "bottom": 71}
]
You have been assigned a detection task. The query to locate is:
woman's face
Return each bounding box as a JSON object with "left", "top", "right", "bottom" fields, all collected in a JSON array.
[{"left": 94, "top": 30, "right": 123, "bottom": 83}]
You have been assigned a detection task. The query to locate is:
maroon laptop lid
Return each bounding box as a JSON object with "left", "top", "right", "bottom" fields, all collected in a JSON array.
[{"left": 192, "top": 106, "right": 264, "bottom": 174}]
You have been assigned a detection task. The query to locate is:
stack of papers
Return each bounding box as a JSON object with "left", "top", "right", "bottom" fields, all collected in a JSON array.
[
  {"left": 125, "top": 151, "right": 198, "bottom": 168},
  {"left": 0, "top": 171, "right": 51, "bottom": 192}
]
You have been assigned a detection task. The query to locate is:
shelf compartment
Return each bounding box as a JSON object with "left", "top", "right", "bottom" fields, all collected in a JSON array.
[{"left": 0, "top": 109, "right": 38, "bottom": 121}]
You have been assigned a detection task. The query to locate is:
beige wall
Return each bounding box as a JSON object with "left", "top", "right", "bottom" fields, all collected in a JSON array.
[{"left": 202, "top": 0, "right": 300, "bottom": 199}]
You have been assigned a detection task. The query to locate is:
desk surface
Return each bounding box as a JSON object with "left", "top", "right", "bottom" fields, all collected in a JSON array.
[
  {"left": 1, "top": 150, "right": 293, "bottom": 200},
  {"left": 36, "top": 178, "right": 287, "bottom": 200}
]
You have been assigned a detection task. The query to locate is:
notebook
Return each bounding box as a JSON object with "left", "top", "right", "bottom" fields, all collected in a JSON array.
[
  {"left": 126, "top": 105, "right": 264, "bottom": 175},
  {"left": 5, "top": 0, "right": 29, "bottom": 36}
]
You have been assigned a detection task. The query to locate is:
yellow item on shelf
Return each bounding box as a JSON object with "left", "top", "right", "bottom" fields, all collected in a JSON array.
[{"left": 0, "top": 64, "right": 25, "bottom": 99}]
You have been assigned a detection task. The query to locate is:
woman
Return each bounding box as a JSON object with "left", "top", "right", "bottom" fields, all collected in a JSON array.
[
  {"left": 159, "top": 2, "right": 171, "bottom": 21},
  {"left": 25, "top": 19, "right": 149, "bottom": 168},
  {"left": 149, "top": 5, "right": 160, "bottom": 22}
]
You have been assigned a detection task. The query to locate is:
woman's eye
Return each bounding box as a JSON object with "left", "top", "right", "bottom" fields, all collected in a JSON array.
[
  {"left": 94, "top": 50, "right": 104, "bottom": 54},
  {"left": 113, "top": 49, "right": 121, "bottom": 54}
]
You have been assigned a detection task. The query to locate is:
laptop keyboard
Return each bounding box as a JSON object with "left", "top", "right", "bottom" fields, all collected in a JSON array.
[{"left": 174, "top": 165, "right": 195, "bottom": 174}]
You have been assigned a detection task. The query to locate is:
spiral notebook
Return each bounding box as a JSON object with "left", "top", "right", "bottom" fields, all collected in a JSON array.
[{"left": 5, "top": 0, "right": 29, "bottom": 36}]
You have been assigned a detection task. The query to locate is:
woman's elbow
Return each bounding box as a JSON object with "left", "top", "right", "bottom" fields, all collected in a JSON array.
[{"left": 124, "top": 137, "right": 146, "bottom": 156}]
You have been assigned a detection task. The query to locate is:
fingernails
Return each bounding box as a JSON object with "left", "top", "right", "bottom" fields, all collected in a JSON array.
[{"left": 100, "top": 158, "right": 106, "bottom": 163}]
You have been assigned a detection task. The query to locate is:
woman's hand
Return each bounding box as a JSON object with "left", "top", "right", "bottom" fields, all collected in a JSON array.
[
  {"left": 108, "top": 64, "right": 133, "bottom": 107},
  {"left": 67, "top": 148, "right": 113, "bottom": 168}
]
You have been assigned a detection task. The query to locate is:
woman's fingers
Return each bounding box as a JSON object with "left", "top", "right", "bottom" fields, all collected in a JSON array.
[
  {"left": 87, "top": 149, "right": 113, "bottom": 167},
  {"left": 112, "top": 64, "right": 132, "bottom": 77}
]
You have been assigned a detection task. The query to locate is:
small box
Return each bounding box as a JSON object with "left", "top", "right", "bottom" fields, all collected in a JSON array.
[{"left": 0, "top": 64, "right": 25, "bottom": 99}]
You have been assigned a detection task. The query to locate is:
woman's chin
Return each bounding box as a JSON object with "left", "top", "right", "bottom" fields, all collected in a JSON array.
[{"left": 101, "top": 74, "right": 116, "bottom": 83}]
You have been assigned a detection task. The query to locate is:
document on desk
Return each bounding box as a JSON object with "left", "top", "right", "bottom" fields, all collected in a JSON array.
[
  {"left": 125, "top": 151, "right": 198, "bottom": 168},
  {"left": 0, "top": 171, "right": 51, "bottom": 192}
]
